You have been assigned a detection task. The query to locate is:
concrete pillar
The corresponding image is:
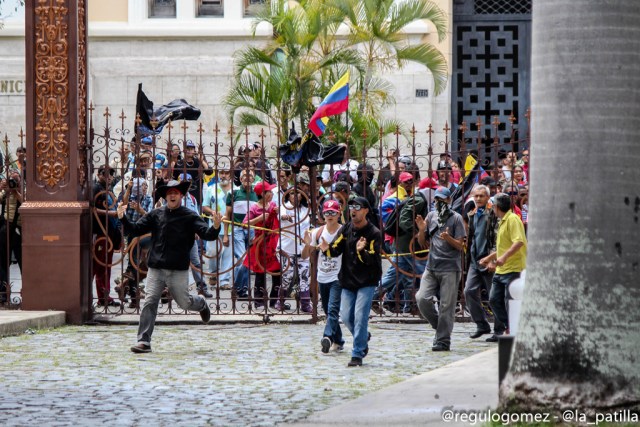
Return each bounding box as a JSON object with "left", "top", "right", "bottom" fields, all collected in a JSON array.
[{"left": 21, "top": 0, "right": 92, "bottom": 324}]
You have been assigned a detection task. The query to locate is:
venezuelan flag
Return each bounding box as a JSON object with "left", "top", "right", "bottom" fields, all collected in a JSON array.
[{"left": 308, "top": 71, "right": 350, "bottom": 137}]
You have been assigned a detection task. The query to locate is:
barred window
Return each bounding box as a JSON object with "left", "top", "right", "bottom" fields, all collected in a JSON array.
[
  {"left": 198, "top": 0, "right": 223, "bottom": 17},
  {"left": 148, "top": 0, "right": 176, "bottom": 18},
  {"left": 474, "top": 0, "right": 531, "bottom": 15}
]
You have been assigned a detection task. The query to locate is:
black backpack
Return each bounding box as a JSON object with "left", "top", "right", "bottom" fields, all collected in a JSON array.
[{"left": 383, "top": 192, "right": 427, "bottom": 238}]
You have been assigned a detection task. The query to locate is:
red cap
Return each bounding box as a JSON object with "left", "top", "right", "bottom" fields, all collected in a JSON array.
[
  {"left": 399, "top": 172, "right": 414, "bottom": 183},
  {"left": 419, "top": 177, "right": 438, "bottom": 190},
  {"left": 323, "top": 199, "right": 341, "bottom": 213},
  {"left": 254, "top": 181, "right": 276, "bottom": 196}
]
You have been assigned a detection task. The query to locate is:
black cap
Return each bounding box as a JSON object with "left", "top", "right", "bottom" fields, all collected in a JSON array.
[
  {"left": 436, "top": 161, "right": 452, "bottom": 171},
  {"left": 348, "top": 196, "right": 371, "bottom": 210}
]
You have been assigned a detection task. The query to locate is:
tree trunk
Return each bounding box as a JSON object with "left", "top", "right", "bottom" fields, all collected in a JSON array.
[{"left": 500, "top": 0, "right": 640, "bottom": 417}]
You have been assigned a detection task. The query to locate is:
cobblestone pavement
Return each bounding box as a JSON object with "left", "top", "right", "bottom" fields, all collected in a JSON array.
[{"left": 0, "top": 321, "right": 493, "bottom": 426}]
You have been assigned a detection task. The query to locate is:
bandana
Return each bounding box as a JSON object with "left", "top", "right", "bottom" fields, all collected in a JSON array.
[{"left": 436, "top": 199, "right": 453, "bottom": 228}]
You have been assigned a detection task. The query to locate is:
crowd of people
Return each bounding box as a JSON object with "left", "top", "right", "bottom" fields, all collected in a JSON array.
[{"left": 92, "top": 137, "right": 530, "bottom": 362}]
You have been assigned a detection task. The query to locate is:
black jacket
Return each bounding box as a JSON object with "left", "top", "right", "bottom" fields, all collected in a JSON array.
[
  {"left": 121, "top": 205, "right": 220, "bottom": 270},
  {"left": 325, "top": 221, "right": 382, "bottom": 291}
]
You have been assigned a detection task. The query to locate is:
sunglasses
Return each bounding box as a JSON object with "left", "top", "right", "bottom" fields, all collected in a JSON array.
[
  {"left": 324, "top": 210, "right": 339, "bottom": 217},
  {"left": 507, "top": 191, "right": 519, "bottom": 196},
  {"left": 348, "top": 205, "right": 364, "bottom": 211}
]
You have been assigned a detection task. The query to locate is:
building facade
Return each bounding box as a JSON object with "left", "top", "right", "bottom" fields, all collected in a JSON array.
[{"left": 0, "top": 1, "right": 530, "bottom": 157}]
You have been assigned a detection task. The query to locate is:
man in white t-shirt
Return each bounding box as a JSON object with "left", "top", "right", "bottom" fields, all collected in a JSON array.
[
  {"left": 302, "top": 199, "right": 344, "bottom": 354},
  {"left": 321, "top": 151, "right": 360, "bottom": 185},
  {"left": 278, "top": 173, "right": 312, "bottom": 312}
]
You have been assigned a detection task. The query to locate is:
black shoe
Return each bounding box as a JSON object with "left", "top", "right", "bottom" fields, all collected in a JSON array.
[
  {"left": 364, "top": 346, "right": 369, "bottom": 357},
  {"left": 197, "top": 284, "right": 213, "bottom": 298},
  {"left": 470, "top": 328, "right": 491, "bottom": 339},
  {"left": 485, "top": 334, "right": 500, "bottom": 343},
  {"left": 130, "top": 343, "right": 151, "bottom": 353},
  {"left": 368, "top": 332, "right": 371, "bottom": 342},
  {"left": 347, "top": 357, "right": 363, "bottom": 367},
  {"left": 321, "top": 337, "right": 332, "bottom": 354},
  {"left": 200, "top": 304, "right": 211, "bottom": 324},
  {"left": 432, "top": 342, "right": 450, "bottom": 352}
]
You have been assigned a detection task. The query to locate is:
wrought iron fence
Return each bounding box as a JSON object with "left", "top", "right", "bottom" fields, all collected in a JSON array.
[{"left": 0, "top": 106, "right": 531, "bottom": 324}]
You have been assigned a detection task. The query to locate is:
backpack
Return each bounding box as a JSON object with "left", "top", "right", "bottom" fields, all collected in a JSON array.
[{"left": 383, "top": 192, "right": 427, "bottom": 238}]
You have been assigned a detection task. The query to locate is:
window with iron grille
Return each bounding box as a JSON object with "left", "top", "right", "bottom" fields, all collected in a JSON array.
[
  {"left": 474, "top": 0, "right": 531, "bottom": 15},
  {"left": 148, "top": 0, "right": 176, "bottom": 18},
  {"left": 197, "top": 0, "right": 223, "bottom": 17}
]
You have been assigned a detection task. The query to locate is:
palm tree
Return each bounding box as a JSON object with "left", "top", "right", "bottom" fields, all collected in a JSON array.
[
  {"left": 225, "top": 0, "right": 363, "bottom": 144},
  {"left": 326, "top": 0, "right": 448, "bottom": 114},
  {"left": 500, "top": 1, "right": 640, "bottom": 416}
]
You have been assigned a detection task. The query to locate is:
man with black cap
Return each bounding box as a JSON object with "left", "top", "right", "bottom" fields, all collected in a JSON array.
[
  {"left": 318, "top": 196, "right": 382, "bottom": 367},
  {"left": 415, "top": 186, "right": 466, "bottom": 351},
  {"left": 117, "top": 180, "right": 223, "bottom": 353},
  {"left": 435, "top": 161, "right": 457, "bottom": 193}
]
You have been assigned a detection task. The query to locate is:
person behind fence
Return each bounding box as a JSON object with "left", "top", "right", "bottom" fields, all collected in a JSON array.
[
  {"left": 92, "top": 165, "right": 123, "bottom": 307},
  {"left": 242, "top": 181, "right": 288, "bottom": 310},
  {"left": 302, "top": 199, "right": 345, "bottom": 354},
  {"left": 118, "top": 180, "right": 223, "bottom": 354},
  {"left": 463, "top": 185, "right": 502, "bottom": 340},
  {"left": 479, "top": 192, "right": 527, "bottom": 343},
  {"left": 178, "top": 173, "right": 213, "bottom": 298},
  {"left": 202, "top": 167, "right": 233, "bottom": 291},
  {"left": 278, "top": 173, "right": 312, "bottom": 313},
  {"left": 272, "top": 167, "right": 292, "bottom": 208},
  {"left": 225, "top": 168, "right": 257, "bottom": 299},
  {"left": 415, "top": 186, "right": 466, "bottom": 352},
  {"left": 0, "top": 169, "right": 24, "bottom": 304},
  {"left": 116, "top": 177, "right": 154, "bottom": 308},
  {"left": 173, "top": 139, "right": 210, "bottom": 206},
  {"left": 318, "top": 197, "right": 382, "bottom": 367}
]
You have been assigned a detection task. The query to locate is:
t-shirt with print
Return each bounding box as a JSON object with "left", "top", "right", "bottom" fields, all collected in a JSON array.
[
  {"left": 278, "top": 204, "right": 310, "bottom": 255},
  {"left": 311, "top": 226, "right": 342, "bottom": 283}
]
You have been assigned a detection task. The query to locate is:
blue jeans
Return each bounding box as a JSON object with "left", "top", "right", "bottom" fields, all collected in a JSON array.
[
  {"left": 489, "top": 271, "right": 520, "bottom": 334},
  {"left": 206, "top": 236, "right": 232, "bottom": 286},
  {"left": 319, "top": 280, "right": 343, "bottom": 346},
  {"left": 231, "top": 227, "right": 253, "bottom": 295},
  {"left": 340, "top": 286, "right": 375, "bottom": 358},
  {"left": 137, "top": 268, "right": 206, "bottom": 345},
  {"left": 377, "top": 255, "right": 426, "bottom": 311},
  {"left": 189, "top": 241, "right": 203, "bottom": 285}
]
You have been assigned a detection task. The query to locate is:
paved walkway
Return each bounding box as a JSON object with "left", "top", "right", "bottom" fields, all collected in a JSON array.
[{"left": 0, "top": 311, "right": 498, "bottom": 426}]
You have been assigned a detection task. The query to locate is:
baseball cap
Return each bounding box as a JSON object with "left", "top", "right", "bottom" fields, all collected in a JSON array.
[
  {"left": 179, "top": 173, "right": 193, "bottom": 181},
  {"left": 254, "top": 181, "right": 276, "bottom": 196},
  {"left": 419, "top": 177, "right": 438, "bottom": 190},
  {"left": 323, "top": 199, "right": 341, "bottom": 213},
  {"left": 399, "top": 172, "right": 414, "bottom": 183},
  {"left": 348, "top": 196, "right": 371, "bottom": 210},
  {"left": 296, "top": 173, "right": 310, "bottom": 185},
  {"left": 437, "top": 161, "right": 452, "bottom": 171},
  {"left": 185, "top": 140, "right": 196, "bottom": 148},
  {"left": 434, "top": 186, "right": 451, "bottom": 199}
]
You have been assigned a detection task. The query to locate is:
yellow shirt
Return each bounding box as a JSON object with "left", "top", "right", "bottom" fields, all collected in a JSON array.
[{"left": 495, "top": 210, "right": 526, "bottom": 274}]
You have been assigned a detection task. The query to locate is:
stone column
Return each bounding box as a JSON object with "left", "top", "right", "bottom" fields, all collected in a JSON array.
[{"left": 21, "top": 0, "right": 91, "bottom": 324}]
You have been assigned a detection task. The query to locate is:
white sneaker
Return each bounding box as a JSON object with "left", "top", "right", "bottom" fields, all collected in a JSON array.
[{"left": 330, "top": 343, "right": 344, "bottom": 353}]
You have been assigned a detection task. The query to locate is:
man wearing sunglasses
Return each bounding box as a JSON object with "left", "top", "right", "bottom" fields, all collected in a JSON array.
[{"left": 318, "top": 197, "right": 382, "bottom": 367}]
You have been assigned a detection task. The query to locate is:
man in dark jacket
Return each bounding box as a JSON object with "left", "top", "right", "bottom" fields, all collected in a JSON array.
[
  {"left": 319, "top": 197, "right": 382, "bottom": 367},
  {"left": 117, "top": 180, "right": 223, "bottom": 354}
]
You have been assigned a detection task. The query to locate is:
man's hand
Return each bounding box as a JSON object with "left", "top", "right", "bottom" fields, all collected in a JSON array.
[
  {"left": 302, "top": 229, "right": 312, "bottom": 246},
  {"left": 495, "top": 256, "right": 506, "bottom": 267},
  {"left": 117, "top": 202, "right": 127, "bottom": 219},
  {"left": 415, "top": 214, "right": 427, "bottom": 232},
  {"left": 222, "top": 235, "right": 230, "bottom": 247},
  {"left": 211, "top": 211, "right": 223, "bottom": 229},
  {"left": 0, "top": 180, "right": 7, "bottom": 192},
  {"left": 356, "top": 236, "right": 367, "bottom": 252},
  {"left": 317, "top": 237, "right": 329, "bottom": 252},
  {"left": 440, "top": 227, "right": 451, "bottom": 240}
]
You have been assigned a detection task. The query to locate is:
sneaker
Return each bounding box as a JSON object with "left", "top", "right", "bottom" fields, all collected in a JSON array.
[
  {"left": 470, "top": 328, "right": 492, "bottom": 339},
  {"left": 432, "top": 342, "right": 450, "bottom": 352},
  {"left": 347, "top": 357, "right": 363, "bottom": 367},
  {"left": 130, "top": 343, "right": 151, "bottom": 353},
  {"left": 330, "top": 343, "right": 344, "bottom": 353},
  {"left": 485, "top": 334, "right": 500, "bottom": 343},
  {"left": 219, "top": 283, "right": 232, "bottom": 291},
  {"left": 200, "top": 303, "right": 211, "bottom": 324},
  {"left": 321, "top": 337, "right": 332, "bottom": 354},
  {"left": 371, "top": 301, "right": 385, "bottom": 315}
]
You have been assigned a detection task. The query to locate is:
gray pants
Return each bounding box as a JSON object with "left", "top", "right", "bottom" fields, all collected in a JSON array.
[
  {"left": 463, "top": 265, "right": 496, "bottom": 332},
  {"left": 416, "top": 269, "right": 461, "bottom": 347},
  {"left": 137, "top": 268, "right": 207, "bottom": 345}
]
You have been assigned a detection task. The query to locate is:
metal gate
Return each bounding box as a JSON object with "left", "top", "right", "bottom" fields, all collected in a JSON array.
[{"left": 452, "top": 0, "right": 532, "bottom": 157}]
